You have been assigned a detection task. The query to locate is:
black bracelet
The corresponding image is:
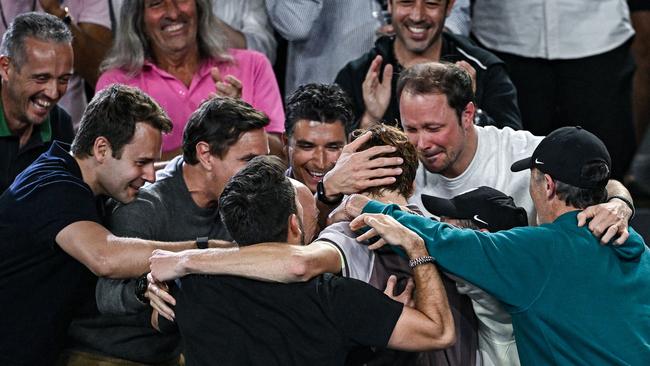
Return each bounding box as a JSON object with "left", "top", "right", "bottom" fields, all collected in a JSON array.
[
  {"left": 408, "top": 256, "right": 436, "bottom": 268},
  {"left": 316, "top": 180, "right": 343, "bottom": 205},
  {"left": 607, "top": 195, "right": 635, "bottom": 219},
  {"left": 196, "top": 236, "right": 209, "bottom": 249},
  {"left": 134, "top": 272, "right": 149, "bottom": 304}
]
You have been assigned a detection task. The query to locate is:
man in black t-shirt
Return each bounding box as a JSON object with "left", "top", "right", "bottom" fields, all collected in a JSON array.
[
  {"left": 0, "top": 84, "right": 217, "bottom": 366},
  {"left": 155, "top": 155, "right": 455, "bottom": 366}
]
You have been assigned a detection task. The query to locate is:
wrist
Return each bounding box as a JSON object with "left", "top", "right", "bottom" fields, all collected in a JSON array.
[
  {"left": 608, "top": 195, "right": 635, "bottom": 219},
  {"left": 317, "top": 179, "right": 343, "bottom": 205},
  {"left": 345, "top": 194, "right": 369, "bottom": 218}
]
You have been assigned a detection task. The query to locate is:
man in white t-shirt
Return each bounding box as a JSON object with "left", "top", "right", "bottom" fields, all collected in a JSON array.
[{"left": 397, "top": 62, "right": 635, "bottom": 243}]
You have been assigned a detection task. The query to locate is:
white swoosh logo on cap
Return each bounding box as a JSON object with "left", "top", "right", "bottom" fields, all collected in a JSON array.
[
  {"left": 535, "top": 158, "right": 544, "bottom": 165},
  {"left": 473, "top": 215, "right": 489, "bottom": 226}
]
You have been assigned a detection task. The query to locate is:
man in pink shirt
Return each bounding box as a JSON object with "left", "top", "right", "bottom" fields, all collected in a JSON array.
[{"left": 97, "top": 0, "right": 285, "bottom": 159}]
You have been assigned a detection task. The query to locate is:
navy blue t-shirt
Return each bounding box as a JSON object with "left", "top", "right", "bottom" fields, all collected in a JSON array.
[{"left": 0, "top": 141, "right": 100, "bottom": 365}]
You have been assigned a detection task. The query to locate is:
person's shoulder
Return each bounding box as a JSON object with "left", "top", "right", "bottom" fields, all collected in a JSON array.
[
  {"left": 227, "top": 48, "right": 272, "bottom": 66},
  {"left": 477, "top": 125, "right": 543, "bottom": 153},
  {"left": 443, "top": 32, "right": 504, "bottom": 69},
  {"left": 338, "top": 39, "right": 385, "bottom": 75}
]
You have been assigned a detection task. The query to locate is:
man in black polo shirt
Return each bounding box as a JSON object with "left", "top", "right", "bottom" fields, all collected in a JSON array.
[
  {"left": 335, "top": 0, "right": 521, "bottom": 130},
  {"left": 0, "top": 12, "right": 74, "bottom": 192}
]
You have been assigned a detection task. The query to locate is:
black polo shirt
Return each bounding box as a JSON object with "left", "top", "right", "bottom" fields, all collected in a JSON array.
[{"left": 0, "top": 101, "right": 74, "bottom": 192}]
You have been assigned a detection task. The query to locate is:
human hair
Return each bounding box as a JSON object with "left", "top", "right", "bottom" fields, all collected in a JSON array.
[
  {"left": 0, "top": 12, "right": 72, "bottom": 70},
  {"left": 285, "top": 83, "right": 355, "bottom": 138},
  {"left": 219, "top": 156, "right": 296, "bottom": 246},
  {"left": 533, "top": 165, "right": 609, "bottom": 209},
  {"left": 71, "top": 84, "right": 172, "bottom": 158},
  {"left": 396, "top": 62, "right": 474, "bottom": 122},
  {"left": 182, "top": 96, "right": 269, "bottom": 164},
  {"left": 450, "top": 218, "right": 482, "bottom": 230},
  {"left": 350, "top": 124, "right": 418, "bottom": 198},
  {"left": 100, "top": 0, "right": 230, "bottom": 74}
]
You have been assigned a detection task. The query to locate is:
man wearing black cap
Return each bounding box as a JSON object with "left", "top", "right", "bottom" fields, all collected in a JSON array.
[
  {"left": 345, "top": 126, "right": 650, "bottom": 365},
  {"left": 422, "top": 186, "right": 528, "bottom": 366}
]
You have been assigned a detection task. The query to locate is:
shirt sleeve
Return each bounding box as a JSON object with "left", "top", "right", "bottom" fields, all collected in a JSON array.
[
  {"left": 265, "top": 0, "right": 323, "bottom": 41},
  {"left": 96, "top": 69, "right": 129, "bottom": 93},
  {"left": 321, "top": 275, "right": 403, "bottom": 348},
  {"left": 362, "top": 201, "right": 556, "bottom": 312}
]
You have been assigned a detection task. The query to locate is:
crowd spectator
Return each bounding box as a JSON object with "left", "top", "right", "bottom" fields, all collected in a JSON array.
[
  {"left": 62, "top": 97, "right": 269, "bottom": 365},
  {"left": 471, "top": 0, "right": 637, "bottom": 180},
  {"left": 0, "top": 0, "right": 112, "bottom": 128},
  {"left": 335, "top": 0, "right": 522, "bottom": 130},
  {"left": 97, "top": 0, "right": 285, "bottom": 160},
  {"left": 0, "top": 13, "right": 73, "bottom": 193},
  {"left": 267, "top": 0, "right": 384, "bottom": 98}
]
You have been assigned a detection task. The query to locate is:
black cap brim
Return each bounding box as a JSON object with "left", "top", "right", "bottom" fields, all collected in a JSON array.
[
  {"left": 421, "top": 194, "right": 460, "bottom": 217},
  {"left": 511, "top": 157, "right": 533, "bottom": 172}
]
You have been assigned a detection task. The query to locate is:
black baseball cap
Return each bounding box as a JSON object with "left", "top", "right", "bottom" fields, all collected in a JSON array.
[
  {"left": 421, "top": 186, "right": 528, "bottom": 232},
  {"left": 510, "top": 126, "right": 611, "bottom": 189}
]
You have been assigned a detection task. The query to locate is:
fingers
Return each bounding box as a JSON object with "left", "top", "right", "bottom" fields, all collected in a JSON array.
[
  {"left": 614, "top": 229, "right": 630, "bottom": 245},
  {"left": 350, "top": 213, "right": 372, "bottom": 231},
  {"left": 224, "top": 75, "right": 242, "bottom": 89},
  {"left": 368, "top": 238, "right": 387, "bottom": 251},
  {"left": 600, "top": 224, "right": 619, "bottom": 244},
  {"left": 382, "top": 63, "right": 393, "bottom": 84},
  {"left": 210, "top": 67, "right": 221, "bottom": 83},
  {"left": 576, "top": 207, "right": 596, "bottom": 227},
  {"left": 358, "top": 145, "right": 401, "bottom": 164},
  {"left": 383, "top": 274, "right": 397, "bottom": 296},
  {"left": 368, "top": 55, "right": 383, "bottom": 74},
  {"left": 356, "top": 227, "right": 378, "bottom": 242},
  {"left": 344, "top": 131, "right": 374, "bottom": 153}
]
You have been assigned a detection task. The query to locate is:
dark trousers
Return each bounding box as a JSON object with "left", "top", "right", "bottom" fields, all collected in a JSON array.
[{"left": 485, "top": 40, "right": 637, "bottom": 180}]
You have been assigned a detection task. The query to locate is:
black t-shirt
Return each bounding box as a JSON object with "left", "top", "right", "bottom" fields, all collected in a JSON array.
[
  {"left": 163, "top": 273, "right": 403, "bottom": 366},
  {"left": 0, "top": 141, "right": 100, "bottom": 365}
]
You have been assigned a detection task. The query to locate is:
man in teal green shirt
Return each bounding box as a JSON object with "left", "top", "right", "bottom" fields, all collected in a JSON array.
[{"left": 345, "top": 126, "right": 650, "bottom": 365}]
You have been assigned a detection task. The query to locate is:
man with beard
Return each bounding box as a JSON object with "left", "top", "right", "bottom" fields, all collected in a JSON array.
[
  {"left": 0, "top": 12, "right": 74, "bottom": 192},
  {"left": 335, "top": 0, "right": 521, "bottom": 130}
]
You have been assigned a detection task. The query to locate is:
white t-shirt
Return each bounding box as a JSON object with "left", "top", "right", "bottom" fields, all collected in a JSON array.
[
  {"left": 410, "top": 125, "right": 543, "bottom": 225},
  {"left": 409, "top": 125, "right": 543, "bottom": 366}
]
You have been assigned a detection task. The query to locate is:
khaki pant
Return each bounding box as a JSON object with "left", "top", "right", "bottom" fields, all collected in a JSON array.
[{"left": 57, "top": 350, "right": 183, "bottom": 366}]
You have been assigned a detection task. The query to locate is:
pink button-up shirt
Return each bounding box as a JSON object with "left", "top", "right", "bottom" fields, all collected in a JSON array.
[{"left": 96, "top": 49, "right": 284, "bottom": 152}]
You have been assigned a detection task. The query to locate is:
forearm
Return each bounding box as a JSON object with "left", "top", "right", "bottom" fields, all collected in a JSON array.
[
  {"left": 606, "top": 179, "right": 633, "bottom": 203},
  {"left": 100, "top": 236, "right": 201, "bottom": 278},
  {"left": 407, "top": 244, "right": 455, "bottom": 345},
  {"left": 181, "top": 243, "right": 338, "bottom": 283}
]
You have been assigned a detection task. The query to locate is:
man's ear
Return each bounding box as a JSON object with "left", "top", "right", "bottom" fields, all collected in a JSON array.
[
  {"left": 287, "top": 213, "right": 303, "bottom": 243},
  {"left": 479, "top": 228, "right": 489, "bottom": 233},
  {"left": 0, "top": 55, "right": 12, "bottom": 81},
  {"left": 196, "top": 141, "right": 214, "bottom": 171},
  {"left": 92, "top": 136, "right": 112, "bottom": 163},
  {"left": 461, "top": 102, "right": 476, "bottom": 131},
  {"left": 544, "top": 173, "right": 556, "bottom": 200}
]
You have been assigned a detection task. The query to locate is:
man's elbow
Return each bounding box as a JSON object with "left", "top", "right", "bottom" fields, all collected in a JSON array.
[
  {"left": 84, "top": 253, "right": 118, "bottom": 277},
  {"left": 433, "top": 325, "right": 456, "bottom": 349},
  {"left": 287, "top": 250, "right": 323, "bottom": 282}
]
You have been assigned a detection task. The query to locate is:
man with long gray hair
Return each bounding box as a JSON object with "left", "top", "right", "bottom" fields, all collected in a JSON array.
[{"left": 96, "top": 0, "right": 285, "bottom": 159}]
